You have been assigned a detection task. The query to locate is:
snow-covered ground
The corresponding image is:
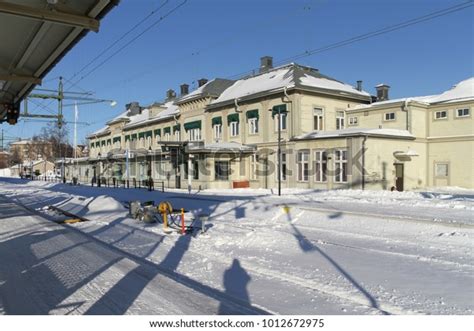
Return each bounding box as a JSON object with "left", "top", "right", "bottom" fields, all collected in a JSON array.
[{"left": 0, "top": 177, "right": 472, "bottom": 315}]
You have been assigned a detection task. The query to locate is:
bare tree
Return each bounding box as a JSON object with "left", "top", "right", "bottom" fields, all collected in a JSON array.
[{"left": 37, "top": 122, "right": 73, "bottom": 160}]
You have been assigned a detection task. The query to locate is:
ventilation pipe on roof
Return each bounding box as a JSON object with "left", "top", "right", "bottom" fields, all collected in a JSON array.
[
  {"left": 375, "top": 84, "right": 390, "bottom": 101},
  {"left": 166, "top": 89, "right": 176, "bottom": 101},
  {"left": 259, "top": 56, "right": 273, "bottom": 73},
  {"left": 198, "top": 78, "right": 208, "bottom": 87},
  {"left": 180, "top": 84, "right": 189, "bottom": 96},
  {"left": 356, "top": 80, "right": 363, "bottom": 91}
]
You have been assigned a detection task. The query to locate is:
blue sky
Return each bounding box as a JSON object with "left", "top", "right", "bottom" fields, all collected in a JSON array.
[{"left": 4, "top": 0, "right": 473, "bottom": 145}]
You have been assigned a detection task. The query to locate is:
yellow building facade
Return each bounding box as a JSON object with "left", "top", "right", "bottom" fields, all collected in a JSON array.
[{"left": 73, "top": 58, "right": 473, "bottom": 191}]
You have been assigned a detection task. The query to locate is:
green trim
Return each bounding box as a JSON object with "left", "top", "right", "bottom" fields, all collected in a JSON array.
[
  {"left": 227, "top": 113, "right": 239, "bottom": 124},
  {"left": 184, "top": 120, "right": 201, "bottom": 131},
  {"left": 113, "top": 137, "right": 121, "bottom": 143},
  {"left": 107, "top": 139, "right": 111, "bottom": 145},
  {"left": 138, "top": 132, "right": 145, "bottom": 139},
  {"left": 173, "top": 124, "right": 181, "bottom": 132},
  {"left": 246, "top": 109, "right": 259, "bottom": 120},
  {"left": 131, "top": 133, "right": 137, "bottom": 141},
  {"left": 125, "top": 135, "right": 130, "bottom": 141},
  {"left": 95, "top": 141, "right": 100, "bottom": 147},
  {"left": 101, "top": 140, "right": 106, "bottom": 146},
  {"left": 211, "top": 116, "right": 222, "bottom": 126},
  {"left": 164, "top": 127, "right": 171, "bottom": 134},
  {"left": 271, "top": 104, "right": 287, "bottom": 118},
  {"left": 154, "top": 129, "right": 161, "bottom": 137},
  {"left": 145, "top": 130, "right": 153, "bottom": 138}
]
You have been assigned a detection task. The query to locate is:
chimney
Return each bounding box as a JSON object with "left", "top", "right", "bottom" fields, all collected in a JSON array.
[
  {"left": 375, "top": 84, "right": 390, "bottom": 101},
  {"left": 180, "top": 83, "right": 189, "bottom": 96},
  {"left": 166, "top": 89, "right": 176, "bottom": 101},
  {"left": 259, "top": 56, "right": 273, "bottom": 73},
  {"left": 198, "top": 78, "right": 208, "bottom": 87},
  {"left": 127, "top": 101, "right": 141, "bottom": 115},
  {"left": 356, "top": 80, "right": 363, "bottom": 92}
]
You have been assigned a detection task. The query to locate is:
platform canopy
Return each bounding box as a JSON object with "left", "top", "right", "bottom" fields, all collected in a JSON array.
[{"left": 0, "top": 0, "right": 119, "bottom": 123}]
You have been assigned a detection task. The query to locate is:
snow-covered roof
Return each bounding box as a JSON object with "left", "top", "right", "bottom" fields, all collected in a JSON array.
[
  {"left": 209, "top": 63, "right": 370, "bottom": 107},
  {"left": 212, "top": 66, "right": 295, "bottom": 104},
  {"left": 352, "top": 77, "right": 474, "bottom": 110},
  {"left": 176, "top": 79, "right": 235, "bottom": 104},
  {"left": 426, "top": 77, "right": 474, "bottom": 104},
  {"left": 295, "top": 128, "right": 414, "bottom": 140},
  {"left": 188, "top": 141, "right": 256, "bottom": 153},
  {"left": 88, "top": 126, "right": 110, "bottom": 137},
  {"left": 123, "top": 101, "right": 179, "bottom": 129}
]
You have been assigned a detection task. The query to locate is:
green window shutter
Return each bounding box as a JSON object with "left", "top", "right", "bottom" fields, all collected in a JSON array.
[
  {"left": 101, "top": 140, "right": 106, "bottom": 146},
  {"left": 125, "top": 135, "right": 130, "bottom": 141},
  {"left": 107, "top": 139, "right": 111, "bottom": 145},
  {"left": 145, "top": 131, "right": 153, "bottom": 138},
  {"left": 138, "top": 132, "right": 145, "bottom": 139},
  {"left": 164, "top": 127, "right": 171, "bottom": 134},
  {"left": 154, "top": 129, "right": 161, "bottom": 137},
  {"left": 173, "top": 124, "right": 181, "bottom": 132},
  {"left": 131, "top": 133, "right": 137, "bottom": 141},
  {"left": 246, "top": 109, "right": 259, "bottom": 120},
  {"left": 184, "top": 120, "right": 202, "bottom": 131},
  {"left": 227, "top": 113, "right": 239, "bottom": 124},
  {"left": 113, "top": 137, "right": 121, "bottom": 143},
  {"left": 95, "top": 141, "right": 99, "bottom": 147},
  {"left": 211, "top": 116, "right": 222, "bottom": 126},
  {"left": 271, "top": 104, "right": 287, "bottom": 118}
]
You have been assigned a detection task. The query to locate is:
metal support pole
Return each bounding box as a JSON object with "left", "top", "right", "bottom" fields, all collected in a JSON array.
[{"left": 277, "top": 110, "right": 281, "bottom": 196}]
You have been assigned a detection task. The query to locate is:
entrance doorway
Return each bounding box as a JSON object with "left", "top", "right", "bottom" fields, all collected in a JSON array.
[{"left": 394, "top": 163, "right": 404, "bottom": 191}]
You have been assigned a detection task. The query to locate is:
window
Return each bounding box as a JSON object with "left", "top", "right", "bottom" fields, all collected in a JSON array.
[
  {"left": 248, "top": 118, "right": 259, "bottom": 134},
  {"left": 147, "top": 136, "right": 152, "bottom": 148},
  {"left": 456, "top": 108, "right": 470, "bottom": 117},
  {"left": 334, "top": 150, "right": 348, "bottom": 183},
  {"left": 213, "top": 124, "right": 222, "bottom": 140},
  {"left": 435, "top": 163, "right": 449, "bottom": 177},
  {"left": 274, "top": 113, "right": 287, "bottom": 131},
  {"left": 230, "top": 121, "right": 239, "bottom": 137},
  {"left": 313, "top": 108, "right": 324, "bottom": 130},
  {"left": 297, "top": 151, "right": 309, "bottom": 182},
  {"left": 215, "top": 161, "right": 229, "bottom": 180},
  {"left": 336, "top": 111, "right": 345, "bottom": 130},
  {"left": 188, "top": 128, "right": 201, "bottom": 141},
  {"left": 155, "top": 135, "right": 161, "bottom": 143},
  {"left": 315, "top": 150, "right": 328, "bottom": 182},
  {"left": 384, "top": 112, "right": 396, "bottom": 121},
  {"left": 348, "top": 116, "right": 358, "bottom": 126},
  {"left": 250, "top": 154, "right": 257, "bottom": 180},
  {"left": 174, "top": 130, "right": 180, "bottom": 141},
  {"left": 434, "top": 110, "right": 447, "bottom": 120}
]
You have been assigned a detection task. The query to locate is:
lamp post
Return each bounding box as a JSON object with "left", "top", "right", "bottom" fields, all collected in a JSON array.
[
  {"left": 92, "top": 165, "right": 96, "bottom": 187},
  {"left": 97, "top": 152, "right": 101, "bottom": 187},
  {"left": 269, "top": 105, "right": 286, "bottom": 197},
  {"left": 147, "top": 146, "right": 152, "bottom": 191}
]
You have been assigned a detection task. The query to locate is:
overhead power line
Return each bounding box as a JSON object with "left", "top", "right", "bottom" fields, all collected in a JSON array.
[
  {"left": 228, "top": 0, "right": 474, "bottom": 79},
  {"left": 67, "top": 0, "right": 188, "bottom": 91}
]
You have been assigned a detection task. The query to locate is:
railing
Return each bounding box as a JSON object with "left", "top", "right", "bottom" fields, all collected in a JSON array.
[{"left": 29, "top": 174, "right": 166, "bottom": 192}]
